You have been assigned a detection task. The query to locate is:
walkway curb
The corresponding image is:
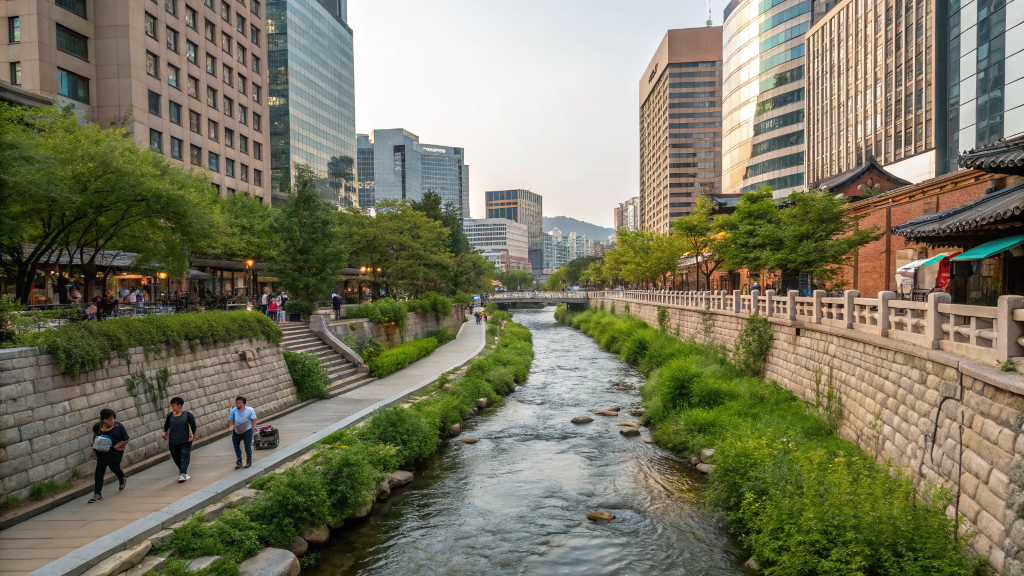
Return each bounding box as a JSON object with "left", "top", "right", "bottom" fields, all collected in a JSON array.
[{"left": 26, "top": 320, "right": 485, "bottom": 576}]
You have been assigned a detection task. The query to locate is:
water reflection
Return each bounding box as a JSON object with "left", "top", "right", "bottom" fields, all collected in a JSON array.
[{"left": 306, "top": 308, "right": 747, "bottom": 575}]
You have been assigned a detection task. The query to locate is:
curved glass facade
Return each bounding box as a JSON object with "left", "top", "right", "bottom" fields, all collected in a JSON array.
[{"left": 721, "top": 0, "right": 811, "bottom": 196}]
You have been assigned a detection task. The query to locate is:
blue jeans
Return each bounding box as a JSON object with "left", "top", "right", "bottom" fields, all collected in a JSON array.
[
  {"left": 233, "top": 428, "right": 253, "bottom": 461},
  {"left": 169, "top": 442, "right": 192, "bottom": 475}
]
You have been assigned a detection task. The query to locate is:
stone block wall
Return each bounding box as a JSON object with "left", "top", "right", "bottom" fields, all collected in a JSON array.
[
  {"left": 0, "top": 338, "right": 297, "bottom": 499},
  {"left": 589, "top": 296, "right": 1024, "bottom": 575},
  {"left": 328, "top": 307, "right": 467, "bottom": 348}
]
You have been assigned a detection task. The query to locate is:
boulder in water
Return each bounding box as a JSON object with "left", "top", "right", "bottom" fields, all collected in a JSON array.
[
  {"left": 616, "top": 422, "right": 639, "bottom": 428},
  {"left": 571, "top": 416, "right": 594, "bottom": 424},
  {"left": 696, "top": 463, "right": 715, "bottom": 474},
  {"left": 476, "top": 398, "right": 489, "bottom": 409},
  {"left": 301, "top": 526, "right": 329, "bottom": 546},
  {"left": 288, "top": 536, "right": 308, "bottom": 557},
  {"left": 587, "top": 511, "right": 615, "bottom": 521},
  {"left": 376, "top": 480, "right": 391, "bottom": 500},
  {"left": 389, "top": 470, "right": 414, "bottom": 488},
  {"left": 619, "top": 427, "right": 641, "bottom": 437},
  {"left": 460, "top": 437, "right": 479, "bottom": 444},
  {"left": 238, "top": 548, "right": 300, "bottom": 576},
  {"left": 450, "top": 423, "right": 462, "bottom": 435}
]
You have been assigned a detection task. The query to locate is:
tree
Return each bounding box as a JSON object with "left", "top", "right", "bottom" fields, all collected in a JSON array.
[
  {"left": 503, "top": 270, "right": 535, "bottom": 291},
  {"left": 541, "top": 268, "right": 567, "bottom": 291},
  {"left": 563, "top": 256, "right": 600, "bottom": 286},
  {"left": 410, "top": 191, "right": 471, "bottom": 255},
  {"left": 672, "top": 196, "right": 726, "bottom": 290},
  {"left": 266, "top": 164, "right": 346, "bottom": 308},
  {"left": 578, "top": 261, "right": 609, "bottom": 288},
  {"left": 603, "top": 229, "right": 682, "bottom": 288},
  {"left": 206, "top": 192, "right": 276, "bottom": 263}
]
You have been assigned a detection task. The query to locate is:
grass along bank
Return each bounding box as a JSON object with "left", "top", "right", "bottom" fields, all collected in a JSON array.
[
  {"left": 147, "top": 311, "right": 531, "bottom": 576},
  {"left": 556, "top": 305, "right": 985, "bottom": 576}
]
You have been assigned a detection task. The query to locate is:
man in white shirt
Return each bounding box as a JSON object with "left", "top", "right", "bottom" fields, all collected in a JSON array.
[{"left": 260, "top": 287, "right": 271, "bottom": 317}]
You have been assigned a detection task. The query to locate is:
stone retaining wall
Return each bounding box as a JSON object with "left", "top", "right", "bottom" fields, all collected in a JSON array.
[
  {"left": 589, "top": 296, "right": 1024, "bottom": 575},
  {"left": 328, "top": 306, "right": 467, "bottom": 347},
  {"left": 0, "top": 339, "right": 296, "bottom": 499}
]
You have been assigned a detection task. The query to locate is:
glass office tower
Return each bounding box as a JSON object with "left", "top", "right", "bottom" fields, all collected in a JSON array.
[{"left": 267, "top": 0, "right": 356, "bottom": 206}]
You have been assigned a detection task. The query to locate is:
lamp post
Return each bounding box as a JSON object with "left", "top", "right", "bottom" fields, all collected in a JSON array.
[
  {"left": 245, "top": 260, "right": 254, "bottom": 300},
  {"left": 158, "top": 272, "right": 168, "bottom": 305}
]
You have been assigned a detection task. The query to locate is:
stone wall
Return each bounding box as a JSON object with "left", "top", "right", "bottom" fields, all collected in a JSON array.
[
  {"left": 328, "top": 306, "right": 467, "bottom": 348},
  {"left": 0, "top": 339, "right": 296, "bottom": 499},
  {"left": 590, "top": 295, "right": 1024, "bottom": 575}
]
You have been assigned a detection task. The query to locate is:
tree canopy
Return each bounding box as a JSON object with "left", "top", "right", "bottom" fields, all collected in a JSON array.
[
  {"left": 603, "top": 229, "right": 682, "bottom": 288},
  {"left": 672, "top": 196, "right": 726, "bottom": 290}
]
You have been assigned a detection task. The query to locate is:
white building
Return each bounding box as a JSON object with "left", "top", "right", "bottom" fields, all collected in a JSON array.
[
  {"left": 464, "top": 218, "right": 529, "bottom": 259},
  {"left": 543, "top": 228, "right": 593, "bottom": 273}
]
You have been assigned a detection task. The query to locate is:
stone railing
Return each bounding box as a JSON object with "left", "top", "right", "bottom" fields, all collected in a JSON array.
[{"left": 592, "top": 289, "right": 1024, "bottom": 364}]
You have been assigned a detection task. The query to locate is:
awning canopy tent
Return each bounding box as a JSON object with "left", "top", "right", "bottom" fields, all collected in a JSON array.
[
  {"left": 891, "top": 182, "right": 1024, "bottom": 245},
  {"left": 951, "top": 235, "right": 1024, "bottom": 260}
]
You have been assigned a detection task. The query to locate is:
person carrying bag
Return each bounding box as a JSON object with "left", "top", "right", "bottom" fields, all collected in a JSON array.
[
  {"left": 229, "top": 396, "right": 258, "bottom": 469},
  {"left": 88, "top": 409, "right": 129, "bottom": 503}
]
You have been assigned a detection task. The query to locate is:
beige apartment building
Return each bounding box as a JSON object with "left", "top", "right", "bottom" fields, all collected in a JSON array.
[
  {"left": 0, "top": 0, "right": 270, "bottom": 201},
  {"left": 805, "top": 0, "right": 945, "bottom": 187},
  {"left": 639, "top": 27, "right": 724, "bottom": 233}
]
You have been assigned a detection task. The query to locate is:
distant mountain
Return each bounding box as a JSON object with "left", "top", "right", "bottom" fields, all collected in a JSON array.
[{"left": 542, "top": 216, "right": 615, "bottom": 243}]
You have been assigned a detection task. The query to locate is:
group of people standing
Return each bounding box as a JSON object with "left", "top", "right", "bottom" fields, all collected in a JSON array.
[
  {"left": 87, "top": 396, "right": 260, "bottom": 503},
  {"left": 260, "top": 287, "right": 288, "bottom": 321}
]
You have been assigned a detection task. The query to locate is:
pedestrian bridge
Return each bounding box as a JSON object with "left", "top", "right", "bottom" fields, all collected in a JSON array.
[{"left": 488, "top": 291, "right": 590, "bottom": 304}]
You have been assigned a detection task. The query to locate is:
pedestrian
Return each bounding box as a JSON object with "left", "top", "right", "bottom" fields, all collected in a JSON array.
[
  {"left": 229, "top": 396, "right": 258, "bottom": 469},
  {"left": 87, "top": 300, "right": 98, "bottom": 320},
  {"left": 332, "top": 292, "right": 342, "bottom": 320},
  {"left": 128, "top": 288, "right": 137, "bottom": 306},
  {"left": 162, "top": 397, "right": 196, "bottom": 483},
  {"left": 88, "top": 408, "right": 129, "bottom": 503},
  {"left": 119, "top": 286, "right": 129, "bottom": 303},
  {"left": 136, "top": 289, "right": 145, "bottom": 308},
  {"left": 260, "top": 287, "right": 271, "bottom": 317},
  {"left": 279, "top": 291, "right": 288, "bottom": 309},
  {"left": 474, "top": 311, "right": 481, "bottom": 324},
  {"left": 268, "top": 297, "right": 279, "bottom": 322}
]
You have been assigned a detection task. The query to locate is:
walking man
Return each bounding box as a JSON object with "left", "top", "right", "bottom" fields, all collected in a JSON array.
[
  {"left": 229, "top": 396, "right": 258, "bottom": 469},
  {"left": 332, "top": 292, "right": 342, "bottom": 320},
  {"left": 162, "top": 397, "right": 196, "bottom": 483},
  {"left": 88, "top": 408, "right": 129, "bottom": 503},
  {"left": 260, "top": 287, "right": 271, "bottom": 317}
]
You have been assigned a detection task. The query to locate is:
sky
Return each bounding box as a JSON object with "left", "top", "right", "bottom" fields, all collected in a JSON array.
[{"left": 348, "top": 0, "right": 727, "bottom": 228}]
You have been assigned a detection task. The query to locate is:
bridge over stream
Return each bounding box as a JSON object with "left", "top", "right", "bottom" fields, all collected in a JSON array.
[{"left": 487, "top": 291, "right": 590, "bottom": 310}]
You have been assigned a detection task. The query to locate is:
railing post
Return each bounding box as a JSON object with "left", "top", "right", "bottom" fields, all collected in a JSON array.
[
  {"left": 750, "top": 289, "right": 759, "bottom": 316},
  {"left": 997, "top": 295, "right": 1024, "bottom": 362},
  {"left": 812, "top": 290, "right": 825, "bottom": 324},
  {"left": 733, "top": 290, "right": 741, "bottom": 314},
  {"left": 925, "top": 292, "right": 951, "bottom": 350},
  {"left": 787, "top": 290, "right": 798, "bottom": 321},
  {"left": 878, "top": 291, "right": 895, "bottom": 335},
  {"left": 843, "top": 290, "right": 859, "bottom": 329},
  {"left": 765, "top": 289, "right": 776, "bottom": 318}
]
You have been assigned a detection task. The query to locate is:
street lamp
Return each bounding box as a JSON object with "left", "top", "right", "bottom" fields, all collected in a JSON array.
[
  {"left": 244, "top": 260, "right": 254, "bottom": 299},
  {"left": 158, "top": 272, "right": 168, "bottom": 305}
]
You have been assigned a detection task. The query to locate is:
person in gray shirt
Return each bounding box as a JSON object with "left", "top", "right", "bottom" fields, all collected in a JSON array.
[{"left": 162, "top": 397, "right": 196, "bottom": 483}]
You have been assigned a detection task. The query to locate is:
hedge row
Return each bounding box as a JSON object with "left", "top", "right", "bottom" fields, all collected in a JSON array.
[
  {"left": 17, "top": 310, "right": 283, "bottom": 376},
  {"left": 161, "top": 313, "right": 533, "bottom": 574},
  {"left": 366, "top": 337, "right": 438, "bottom": 378},
  {"left": 558, "top": 306, "right": 982, "bottom": 576},
  {"left": 281, "top": 350, "right": 331, "bottom": 401}
]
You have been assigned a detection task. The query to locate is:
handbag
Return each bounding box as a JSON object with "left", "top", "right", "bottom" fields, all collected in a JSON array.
[
  {"left": 92, "top": 435, "right": 112, "bottom": 452},
  {"left": 233, "top": 420, "right": 250, "bottom": 434}
]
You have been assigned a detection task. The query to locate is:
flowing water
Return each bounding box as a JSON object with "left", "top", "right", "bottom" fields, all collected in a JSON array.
[{"left": 306, "top": 307, "right": 748, "bottom": 576}]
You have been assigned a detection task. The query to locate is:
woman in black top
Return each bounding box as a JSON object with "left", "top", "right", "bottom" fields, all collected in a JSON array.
[
  {"left": 89, "top": 408, "right": 129, "bottom": 503},
  {"left": 162, "top": 397, "right": 196, "bottom": 483}
]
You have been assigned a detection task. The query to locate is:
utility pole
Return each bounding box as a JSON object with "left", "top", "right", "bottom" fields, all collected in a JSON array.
[{"left": 707, "top": 0, "right": 713, "bottom": 26}]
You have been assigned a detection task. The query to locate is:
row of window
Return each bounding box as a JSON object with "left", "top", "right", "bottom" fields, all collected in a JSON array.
[
  {"left": 670, "top": 91, "right": 718, "bottom": 99},
  {"left": 149, "top": 128, "right": 262, "bottom": 184},
  {"left": 753, "top": 109, "right": 805, "bottom": 136},
  {"left": 145, "top": 49, "right": 261, "bottom": 105},
  {"left": 760, "top": 45, "right": 804, "bottom": 74},
  {"left": 759, "top": 1, "right": 810, "bottom": 35},
  {"left": 147, "top": 90, "right": 263, "bottom": 155},
  {"left": 145, "top": 12, "right": 262, "bottom": 75},
  {"left": 668, "top": 111, "right": 721, "bottom": 119},
  {"left": 750, "top": 129, "right": 804, "bottom": 158},
  {"left": 741, "top": 172, "right": 804, "bottom": 193},
  {"left": 667, "top": 81, "right": 720, "bottom": 89},
  {"left": 755, "top": 88, "right": 804, "bottom": 117},
  {"left": 669, "top": 132, "right": 721, "bottom": 139},
  {"left": 744, "top": 151, "right": 804, "bottom": 179},
  {"left": 760, "top": 21, "right": 810, "bottom": 54},
  {"left": 668, "top": 101, "right": 718, "bottom": 109},
  {"left": 668, "top": 121, "right": 722, "bottom": 129}
]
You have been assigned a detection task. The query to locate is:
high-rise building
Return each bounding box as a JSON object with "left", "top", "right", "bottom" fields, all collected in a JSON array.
[
  {"left": 639, "top": 27, "right": 724, "bottom": 233},
  {"left": 485, "top": 189, "right": 543, "bottom": 274},
  {"left": 721, "top": 0, "right": 811, "bottom": 198},
  {"left": 464, "top": 217, "right": 531, "bottom": 273},
  {"left": 542, "top": 228, "right": 592, "bottom": 273},
  {"left": 946, "top": 0, "right": 1023, "bottom": 173},
  {"left": 805, "top": 0, "right": 947, "bottom": 187},
  {"left": 356, "top": 129, "right": 470, "bottom": 217},
  {"left": 0, "top": 0, "right": 272, "bottom": 201},
  {"left": 267, "top": 0, "right": 355, "bottom": 207},
  {"left": 614, "top": 196, "right": 640, "bottom": 232}
]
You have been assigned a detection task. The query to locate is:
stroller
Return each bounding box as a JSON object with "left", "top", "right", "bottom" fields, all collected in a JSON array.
[{"left": 253, "top": 424, "right": 280, "bottom": 450}]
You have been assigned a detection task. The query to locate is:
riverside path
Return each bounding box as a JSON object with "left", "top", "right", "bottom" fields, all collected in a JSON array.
[{"left": 0, "top": 320, "right": 486, "bottom": 576}]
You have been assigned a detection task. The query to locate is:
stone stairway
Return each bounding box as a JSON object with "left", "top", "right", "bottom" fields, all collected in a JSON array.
[{"left": 279, "top": 322, "right": 374, "bottom": 396}]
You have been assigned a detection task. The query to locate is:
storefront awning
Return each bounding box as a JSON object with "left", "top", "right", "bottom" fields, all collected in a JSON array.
[
  {"left": 896, "top": 258, "right": 931, "bottom": 273},
  {"left": 951, "top": 235, "right": 1024, "bottom": 261}
]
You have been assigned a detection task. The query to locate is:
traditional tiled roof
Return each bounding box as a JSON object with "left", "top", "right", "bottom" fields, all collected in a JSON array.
[
  {"left": 810, "top": 157, "right": 911, "bottom": 193},
  {"left": 891, "top": 181, "right": 1024, "bottom": 242},
  {"left": 958, "top": 133, "right": 1024, "bottom": 174}
]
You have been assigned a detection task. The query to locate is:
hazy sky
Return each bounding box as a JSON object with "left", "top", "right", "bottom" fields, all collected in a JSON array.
[{"left": 349, "top": 1, "right": 726, "bottom": 228}]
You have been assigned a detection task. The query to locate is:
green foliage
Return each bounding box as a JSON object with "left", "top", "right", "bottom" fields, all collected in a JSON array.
[
  {"left": 407, "top": 291, "right": 452, "bottom": 318},
  {"left": 602, "top": 229, "right": 682, "bottom": 288},
  {"left": 657, "top": 306, "right": 669, "bottom": 332},
  {"left": 671, "top": 196, "right": 726, "bottom": 288},
  {"left": 17, "top": 310, "right": 282, "bottom": 376},
  {"left": 502, "top": 270, "right": 536, "bottom": 291},
  {"left": 206, "top": 192, "right": 276, "bottom": 263},
  {"left": 0, "top": 495, "right": 21, "bottom": 511},
  {"left": 28, "top": 479, "right": 73, "bottom": 501},
  {"left": 283, "top": 300, "right": 316, "bottom": 316},
  {"left": 365, "top": 298, "right": 409, "bottom": 331},
  {"left": 452, "top": 292, "right": 473, "bottom": 306},
  {"left": 1000, "top": 359, "right": 1019, "bottom": 372},
  {"left": 484, "top": 302, "right": 499, "bottom": 315},
  {"left": 366, "top": 337, "right": 438, "bottom": 377},
  {"left": 734, "top": 314, "right": 774, "bottom": 376},
  {"left": 282, "top": 350, "right": 331, "bottom": 401},
  {"left": 356, "top": 406, "right": 440, "bottom": 469},
  {"left": 434, "top": 327, "right": 456, "bottom": 345},
  {"left": 0, "top": 294, "right": 21, "bottom": 345},
  {"left": 161, "top": 557, "right": 239, "bottom": 576}
]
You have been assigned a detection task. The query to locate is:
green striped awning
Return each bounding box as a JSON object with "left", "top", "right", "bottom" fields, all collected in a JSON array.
[{"left": 951, "top": 235, "right": 1024, "bottom": 261}]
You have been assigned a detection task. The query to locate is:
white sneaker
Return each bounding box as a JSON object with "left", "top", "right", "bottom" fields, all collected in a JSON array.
[
  {"left": 184, "top": 474, "right": 191, "bottom": 480},
  {"left": 178, "top": 474, "right": 186, "bottom": 483}
]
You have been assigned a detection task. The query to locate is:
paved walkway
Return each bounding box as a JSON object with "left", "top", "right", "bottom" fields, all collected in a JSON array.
[{"left": 0, "top": 320, "right": 486, "bottom": 576}]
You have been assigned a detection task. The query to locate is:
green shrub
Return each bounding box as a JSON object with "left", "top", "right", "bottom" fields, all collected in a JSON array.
[
  {"left": 366, "top": 337, "right": 438, "bottom": 377},
  {"left": 282, "top": 350, "right": 331, "bottom": 401},
  {"left": 283, "top": 300, "right": 316, "bottom": 316},
  {"left": 434, "top": 327, "right": 456, "bottom": 345},
  {"left": 409, "top": 292, "right": 452, "bottom": 318},
  {"left": 242, "top": 465, "right": 333, "bottom": 548},
  {"left": 170, "top": 509, "right": 263, "bottom": 563},
  {"left": 452, "top": 292, "right": 473, "bottom": 306},
  {"left": 27, "top": 479, "right": 73, "bottom": 501},
  {"left": 343, "top": 302, "right": 371, "bottom": 319},
  {"left": 484, "top": 302, "right": 498, "bottom": 315},
  {"left": 734, "top": 314, "right": 774, "bottom": 376},
  {"left": 365, "top": 298, "right": 408, "bottom": 331},
  {"left": 657, "top": 306, "right": 669, "bottom": 331},
  {"left": 0, "top": 495, "right": 20, "bottom": 511},
  {"left": 356, "top": 406, "right": 439, "bottom": 469},
  {"left": 312, "top": 444, "right": 385, "bottom": 522},
  {"left": 17, "top": 310, "right": 282, "bottom": 376}
]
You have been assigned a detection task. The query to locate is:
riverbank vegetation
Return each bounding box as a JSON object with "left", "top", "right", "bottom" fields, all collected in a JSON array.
[
  {"left": 556, "top": 306, "right": 984, "bottom": 576},
  {"left": 281, "top": 351, "right": 331, "bottom": 401},
  {"left": 160, "top": 313, "right": 532, "bottom": 575}
]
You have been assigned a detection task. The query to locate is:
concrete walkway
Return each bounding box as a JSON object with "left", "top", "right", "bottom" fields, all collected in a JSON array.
[{"left": 0, "top": 320, "right": 486, "bottom": 576}]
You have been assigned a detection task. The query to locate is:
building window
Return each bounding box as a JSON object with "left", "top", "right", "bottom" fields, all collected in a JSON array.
[
  {"left": 252, "top": 112, "right": 260, "bottom": 132},
  {"left": 57, "top": 68, "right": 89, "bottom": 103},
  {"left": 146, "top": 52, "right": 159, "bottom": 77},
  {"left": 206, "top": 53, "right": 216, "bottom": 75},
  {"left": 189, "top": 110, "right": 200, "bottom": 132},
  {"left": 235, "top": 14, "right": 245, "bottom": 34},
  {"left": 168, "top": 63, "right": 180, "bottom": 88},
  {"left": 171, "top": 137, "right": 183, "bottom": 160},
  {"left": 165, "top": 0, "right": 177, "bottom": 15},
  {"left": 250, "top": 0, "right": 259, "bottom": 16},
  {"left": 166, "top": 27, "right": 179, "bottom": 52},
  {"left": 56, "top": 0, "right": 88, "bottom": 19},
  {"left": 223, "top": 95, "right": 233, "bottom": 116},
  {"left": 8, "top": 17, "right": 20, "bottom": 43},
  {"left": 190, "top": 144, "right": 202, "bottom": 165},
  {"left": 169, "top": 100, "right": 182, "bottom": 124},
  {"left": 208, "top": 119, "right": 218, "bottom": 140},
  {"left": 10, "top": 62, "right": 21, "bottom": 86},
  {"left": 237, "top": 43, "right": 246, "bottom": 64},
  {"left": 145, "top": 12, "right": 157, "bottom": 38},
  {"left": 220, "top": 1, "right": 229, "bottom": 21},
  {"left": 238, "top": 104, "right": 247, "bottom": 124},
  {"left": 148, "top": 90, "right": 161, "bottom": 115},
  {"left": 252, "top": 83, "right": 260, "bottom": 103},
  {"left": 253, "top": 169, "right": 261, "bottom": 186},
  {"left": 240, "top": 163, "right": 248, "bottom": 182},
  {"left": 149, "top": 129, "right": 163, "bottom": 153},
  {"left": 204, "top": 0, "right": 213, "bottom": 8},
  {"left": 209, "top": 151, "right": 219, "bottom": 172},
  {"left": 206, "top": 86, "right": 216, "bottom": 107},
  {"left": 239, "top": 134, "right": 248, "bottom": 154},
  {"left": 225, "top": 158, "right": 235, "bottom": 177},
  {"left": 251, "top": 55, "right": 260, "bottom": 74},
  {"left": 186, "top": 40, "right": 197, "bottom": 64},
  {"left": 222, "top": 64, "right": 233, "bottom": 86},
  {"left": 253, "top": 141, "right": 261, "bottom": 160},
  {"left": 224, "top": 127, "right": 234, "bottom": 148},
  {"left": 221, "top": 31, "right": 231, "bottom": 54},
  {"left": 57, "top": 24, "right": 89, "bottom": 60},
  {"left": 187, "top": 75, "right": 199, "bottom": 98},
  {"left": 250, "top": 25, "right": 259, "bottom": 45},
  {"left": 237, "top": 74, "right": 246, "bottom": 94},
  {"left": 185, "top": 5, "right": 196, "bottom": 29},
  {"left": 205, "top": 19, "right": 215, "bottom": 41}
]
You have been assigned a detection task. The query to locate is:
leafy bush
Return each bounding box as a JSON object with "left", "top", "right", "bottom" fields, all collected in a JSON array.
[
  {"left": 366, "top": 337, "right": 438, "bottom": 377},
  {"left": 17, "top": 310, "right": 282, "bottom": 376},
  {"left": 734, "top": 314, "right": 774, "bottom": 376},
  {"left": 28, "top": 479, "right": 72, "bottom": 501},
  {"left": 484, "top": 302, "right": 498, "bottom": 315},
  {"left": 407, "top": 292, "right": 452, "bottom": 318},
  {"left": 434, "top": 327, "right": 456, "bottom": 345},
  {"left": 282, "top": 350, "right": 330, "bottom": 401},
  {"left": 283, "top": 300, "right": 317, "bottom": 316},
  {"left": 452, "top": 292, "right": 473, "bottom": 306},
  {"left": 365, "top": 298, "right": 408, "bottom": 331},
  {"left": 356, "top": 406, "right": 439, "bottom": 469},
  {"left": 657, "top": 306, "right": 670, "bottom": 331}
]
